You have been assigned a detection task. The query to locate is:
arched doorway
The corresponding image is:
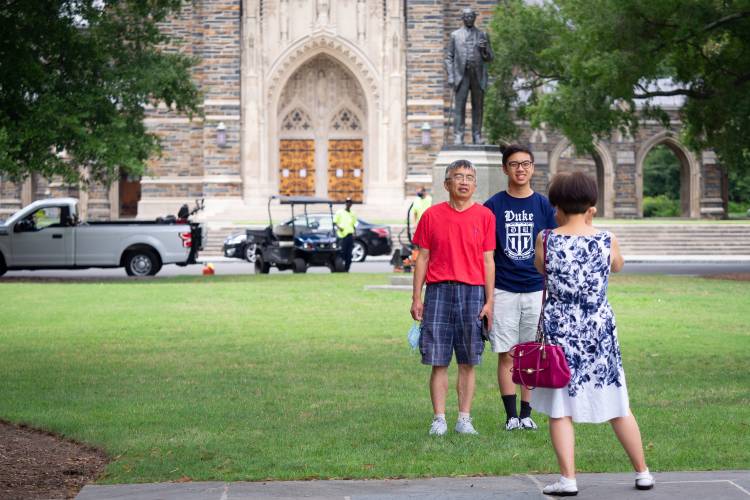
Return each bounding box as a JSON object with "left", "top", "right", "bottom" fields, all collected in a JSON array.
[
  {"left": 637, "top": 134, "right": 699, "bottom": 218},
  {"left": 276, "top": 54, "right": 367, "bottom": 202},
  {"left": 549, "top": 141, "right": 615, "bottom": 218},
  {"left": 641, "top": 145, "right": 682, "bottom": 217}
]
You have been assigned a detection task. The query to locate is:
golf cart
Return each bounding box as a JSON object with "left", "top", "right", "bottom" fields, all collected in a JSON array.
[{"left": 248, "top": 196, "right": 346, "bottom": 274}]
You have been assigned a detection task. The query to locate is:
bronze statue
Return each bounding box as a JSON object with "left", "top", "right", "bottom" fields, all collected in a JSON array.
[{"left": 445, "top": 8, "right": 494, "bottom": 145}]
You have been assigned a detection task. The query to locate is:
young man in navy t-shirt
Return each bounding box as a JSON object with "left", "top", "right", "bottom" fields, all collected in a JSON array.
[{"left": 484, "top": 144, "right": 556, "bottom": 431}]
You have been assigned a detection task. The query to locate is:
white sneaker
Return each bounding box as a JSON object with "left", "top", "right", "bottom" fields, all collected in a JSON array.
[
  {"left": 542, "top": 478, "right": 578, "bottom": 496},
  {"left": 505, "top": 416, "right": 521, "bottom": 431},
  {"left": 429, "top": 417, "right": 447, "bottom": 436},
  {"left": 635, "top": 470, "right": 655, "bottom": 490},
  {"left": 455, "top": 416, "right": 479, "bottom": 435},
  {"left": 520, "top": 416, "right": 538, "bottom": 430}
]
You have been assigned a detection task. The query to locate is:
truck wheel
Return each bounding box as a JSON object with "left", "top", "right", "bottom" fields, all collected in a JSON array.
[
  {"left": 352, "top": 240, "right": 367, "bottom": 262},
  {"left": 331, "top": 256, "right": 346, "bottom": 273},
  {"left": 0, "top": 254, "right": 6, "bottom": 277},
  {"left": 254, "top": 255, "right": 270, "bottom": 274},
  {"left": 244, "top": 243, "right": 257, "bottom": 263},
  {"left": 125, "top": 249, "right": 162, "bottom": 277},
  {"left": 292, "top": 257, "right": 307, "bottom": 273}
]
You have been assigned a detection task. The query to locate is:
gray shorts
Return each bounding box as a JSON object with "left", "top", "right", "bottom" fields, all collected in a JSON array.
[{"left": 490, "top": 289, "right": 543, "bottom": 353}]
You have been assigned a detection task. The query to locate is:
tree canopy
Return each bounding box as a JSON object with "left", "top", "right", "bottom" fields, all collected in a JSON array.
[
  {"left": 0, "top": 0, "right": 200, "bottom": 185},
  {"left": 485, "top": 0, "right": 750, "bottom": 173}
]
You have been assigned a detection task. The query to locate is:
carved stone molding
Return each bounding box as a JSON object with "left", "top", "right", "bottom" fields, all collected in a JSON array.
[
  {"left": 266, "top": 34, "right": 380, "bottom": 107},
  {"left": 278, "top": 54, "right": 366, "bottom": 123}
]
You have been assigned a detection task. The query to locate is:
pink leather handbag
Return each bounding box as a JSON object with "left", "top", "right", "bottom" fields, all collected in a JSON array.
[{"left": 509, "top": 230, "right": 571, "bottom": 390}]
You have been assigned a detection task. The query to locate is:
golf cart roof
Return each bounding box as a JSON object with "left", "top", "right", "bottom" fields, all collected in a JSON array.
[{"left": 272, "top": 195, "right": 334, "bottom": 205}]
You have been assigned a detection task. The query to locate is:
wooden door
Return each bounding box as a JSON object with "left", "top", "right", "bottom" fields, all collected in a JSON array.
[
  {"left": 327, "top": 139, "right": 363, "bottom": 202},
  {"left": 119, "top": 172, "right": 141, "bottom": 218},
  {"left": 279, "top": 139, "right": 315, "bottom": 196}
]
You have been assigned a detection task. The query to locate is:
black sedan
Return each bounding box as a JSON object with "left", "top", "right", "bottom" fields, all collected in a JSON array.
[
  {"left": 222, "top": 213, "right": 391, "bottom": 263},
  {"left": 223, "top": 232, "right": 258, "bottom": 262}
]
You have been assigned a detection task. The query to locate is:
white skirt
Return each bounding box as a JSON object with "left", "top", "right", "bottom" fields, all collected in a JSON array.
[{"left": 531, "top": 378, "right": 631, "bottom": 424}]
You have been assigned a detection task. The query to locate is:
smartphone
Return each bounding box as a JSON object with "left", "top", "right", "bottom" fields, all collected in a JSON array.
[{"left": 481, "top": 315, "right": 490, "bottom": 341}]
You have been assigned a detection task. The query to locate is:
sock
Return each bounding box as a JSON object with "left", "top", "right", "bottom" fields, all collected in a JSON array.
[
  {"left": 434, "top": 413, "right": 446, "bottom": 421},
  {"left": 560, "top": 475, "right": 577, "bottom": 486},
  {"left": 458, "top": 412, "right": 470, "bottom": 420},
  {"left": 501, "top": 394, "right": 517, "bottom": 421},
  {"left": 520, "top": 400, "right": 532, "bottom": 419}
]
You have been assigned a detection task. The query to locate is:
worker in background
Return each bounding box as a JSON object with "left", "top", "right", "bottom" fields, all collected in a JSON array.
[
  {"left": 334, "top": 197, "right": 358, "bottom": 272},
  {"left": 412, "top": 187, "right": 433, "bottom": 227}
]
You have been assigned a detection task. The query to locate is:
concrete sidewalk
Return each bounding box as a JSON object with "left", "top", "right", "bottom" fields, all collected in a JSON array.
[{"left": 77, "top": 471, "right": 750, "bottom": 499}]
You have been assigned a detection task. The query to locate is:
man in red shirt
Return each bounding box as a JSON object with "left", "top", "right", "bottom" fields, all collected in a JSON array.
[{"left": 411, "top": 159, "right": 496, "bottom": 436}]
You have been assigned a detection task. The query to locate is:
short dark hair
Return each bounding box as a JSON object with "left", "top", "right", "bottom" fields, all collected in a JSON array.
[
  {"left": 444, "top": 159, "right": 476, "bottom": 180},
  {"left": 502, "top": 144, "right": 534, "bottom": 166},
  {"left": 548, "top": 171, "right": 598, "bottom": 214}
]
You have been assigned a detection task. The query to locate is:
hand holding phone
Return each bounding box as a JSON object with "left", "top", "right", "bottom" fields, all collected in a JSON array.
[{"left": 481, "top": 315, "right": 490, "bottom": 342}]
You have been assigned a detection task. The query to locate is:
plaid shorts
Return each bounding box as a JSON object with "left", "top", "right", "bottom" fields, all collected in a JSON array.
[{"left": 419, "top": 282, "right": 486, "bottom": 366}]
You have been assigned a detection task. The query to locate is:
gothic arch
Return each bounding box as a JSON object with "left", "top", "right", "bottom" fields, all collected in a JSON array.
[
  {"left": 266, "top": 34, "right": 379, "bottom": 108},
  {"left": 278, "top": 105, "right": 315, "bottom": 137},
  {"left": 269, "top": 49, "right": 372, "bottom": 201},
  {"left": 549, "top": 139, "right": 615, "bottom": 218},
  {"left": 636, "top": 131, "right": 700, "bottom": 218},
  {"left": 328, "top": 106, "right": 364, "bottom": 135}
]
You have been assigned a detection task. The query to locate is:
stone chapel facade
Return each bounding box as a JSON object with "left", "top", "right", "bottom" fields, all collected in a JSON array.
[{"left": 0, "top": 0, "right": 726, "bottom": 220}]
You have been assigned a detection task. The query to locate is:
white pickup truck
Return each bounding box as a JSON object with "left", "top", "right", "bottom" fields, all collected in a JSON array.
[{"left": 0, "top": 198, "right": 206, "bottom": 277}]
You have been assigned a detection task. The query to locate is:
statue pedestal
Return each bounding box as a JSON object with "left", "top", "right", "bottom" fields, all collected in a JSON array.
[{"left": 432, "top": 145, "right": 507, "bottom": 204}]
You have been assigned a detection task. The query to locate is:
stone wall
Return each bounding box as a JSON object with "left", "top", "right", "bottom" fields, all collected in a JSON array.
[
  {"left": 140, "top": 0, "right": 243, "bottom": 214},
  {"left": 0, "top": 178, "right": 23, "bottom": 218},
  {"left": 404, "top": 0, "right": 446, "bottom": 193}
]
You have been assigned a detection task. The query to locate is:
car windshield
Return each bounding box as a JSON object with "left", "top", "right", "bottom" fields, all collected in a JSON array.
[{"left": 289, "top": 214, "right": 334, "bottom": 232}]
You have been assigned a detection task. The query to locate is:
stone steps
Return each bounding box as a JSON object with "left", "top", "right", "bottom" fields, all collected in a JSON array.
[{"left": 201, "top": 222, "right": 750, "bottom": 257}]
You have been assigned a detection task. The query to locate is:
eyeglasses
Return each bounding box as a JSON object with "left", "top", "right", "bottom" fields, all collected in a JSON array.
[
  {"left": 507, "top": 161, "right": 533, "bottom": 170},
  {"left": 447, "top": 174, "right": 476, "bottom": 183}
]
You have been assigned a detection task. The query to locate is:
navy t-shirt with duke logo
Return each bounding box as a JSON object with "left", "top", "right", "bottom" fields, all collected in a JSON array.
[{"left": 483, "top": 191, "right": 557, "bottom": 293}]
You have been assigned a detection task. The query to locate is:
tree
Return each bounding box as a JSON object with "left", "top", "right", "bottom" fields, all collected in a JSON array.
[
  {"left": 0, "top": 1, "right": 200, "bottom": 185},
  {"left": 485, "top": 0, "right": 750, "bottom": 174}
]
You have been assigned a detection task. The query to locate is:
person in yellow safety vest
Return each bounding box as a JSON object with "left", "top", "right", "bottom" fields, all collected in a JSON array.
[
  {"left": 333, "top": 197, "right": 358, "bottom": 272},
  {"left": 412, "top": 187, "right": 433, "bottom": 227}
]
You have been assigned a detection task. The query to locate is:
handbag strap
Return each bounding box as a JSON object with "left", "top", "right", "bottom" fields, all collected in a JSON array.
[{"left": 535, "top": 229, "right": 551, "bottom": 344}]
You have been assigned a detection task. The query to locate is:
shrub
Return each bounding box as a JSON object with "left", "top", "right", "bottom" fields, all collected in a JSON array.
[
  {"left": 643, "top": 195, "right": 680, "bottom": 217},
  {"left": 728, "top": 201, "right": 750, "bottom": 216}
]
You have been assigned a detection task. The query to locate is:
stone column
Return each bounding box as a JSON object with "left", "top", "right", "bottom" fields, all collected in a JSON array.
[
  {"left": 241, "top": 0, "right": 268, "bottom": 205},
  {"left": 700, "top": 150, "right": 724, "bottom": 218}
]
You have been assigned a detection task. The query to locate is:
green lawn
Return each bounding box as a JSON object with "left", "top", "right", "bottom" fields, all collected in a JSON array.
[{"left": 0, "top": 274, "right": 748, "bottom": 483}]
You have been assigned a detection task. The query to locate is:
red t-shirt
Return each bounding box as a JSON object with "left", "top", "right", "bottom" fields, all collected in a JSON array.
[{"left": 413, "top": 202, "right": 496, "bottom": 285}]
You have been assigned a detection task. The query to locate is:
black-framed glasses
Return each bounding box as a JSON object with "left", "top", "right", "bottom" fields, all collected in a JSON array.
[{"left": 507, "top": 161, "right": 533, "bottom": 170}]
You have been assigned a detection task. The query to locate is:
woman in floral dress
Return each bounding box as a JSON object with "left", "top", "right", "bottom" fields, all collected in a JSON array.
[{"left": 531, "top": 172, "right": 654, "bottom": 496}]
